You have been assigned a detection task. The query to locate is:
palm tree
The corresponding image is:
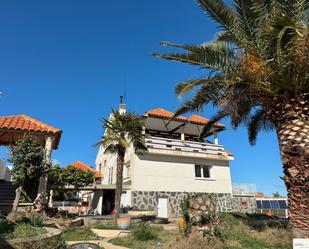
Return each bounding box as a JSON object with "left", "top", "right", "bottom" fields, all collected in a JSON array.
[
  {"left": 154, "top": 0, "right": 309, "bottom": 237},
  {"left": 97, "top": 109, "right": 147, "bottom": 217}
]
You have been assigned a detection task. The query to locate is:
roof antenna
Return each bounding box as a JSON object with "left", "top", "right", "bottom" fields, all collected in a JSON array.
[{"left": 119, "top": 96, "right": 126, "bottom": 114}]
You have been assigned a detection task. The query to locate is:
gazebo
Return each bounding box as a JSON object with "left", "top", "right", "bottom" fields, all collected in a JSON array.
[{"left": 0, "top": 114, "right": 62, "bottom": 210}]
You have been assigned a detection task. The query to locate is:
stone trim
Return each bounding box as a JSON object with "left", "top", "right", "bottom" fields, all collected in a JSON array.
[{"left": 132, "top": 191, "right": 256, "bottom": 218}]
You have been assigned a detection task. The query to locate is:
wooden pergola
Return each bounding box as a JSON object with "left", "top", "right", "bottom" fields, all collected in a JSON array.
[{"left": 0, "top": 114, "right": 62, "bottom": 208}]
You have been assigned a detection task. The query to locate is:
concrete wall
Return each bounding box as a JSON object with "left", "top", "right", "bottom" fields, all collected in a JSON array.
[{"left": 132, "top": 153, "right": 232, "bottom": 194}]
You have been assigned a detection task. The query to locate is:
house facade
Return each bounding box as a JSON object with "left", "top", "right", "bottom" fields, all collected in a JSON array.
[{"left": 95, "top": 104, "right": 255, "bottom": 217}]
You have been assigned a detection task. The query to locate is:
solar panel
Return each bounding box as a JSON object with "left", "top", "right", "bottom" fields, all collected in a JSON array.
[
  {"left": 270, "top": 200, "right": 279, "bottom": 209},
  {"left": 262, "top": 200, "right": 271, "bottom": 209},
  {"left": 278, "top": 200, "right": 288, "bottom": 209},
  {"left": 256, "top": 200, "right": 262, "bottom": 209}
]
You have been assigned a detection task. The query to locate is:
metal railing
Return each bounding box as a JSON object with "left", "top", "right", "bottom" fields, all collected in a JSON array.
[
  {"left": 145, "top": 136, "right": 227, "bottom": 156},
  {"left": 232, "top": 183, "right": 257, "bottom": 196}
]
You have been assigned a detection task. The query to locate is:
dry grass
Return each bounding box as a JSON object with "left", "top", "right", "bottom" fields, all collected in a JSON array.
[{"left": 165, "top": 213, "right": 292, "bottom": 249}]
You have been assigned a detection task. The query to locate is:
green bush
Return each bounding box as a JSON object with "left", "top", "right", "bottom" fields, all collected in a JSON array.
[
  {"left": 0, "top": 219, "right": 14, "bottom": 235},
  {"left": 8, "top": 223, "right": 46, "bottom": 240},
  {"left": 29, "top": 213, "right": 44, "bottom": 227},
  {"left": 132, "top": 225, "right": 159, "bottom": 241},
  {"left": 62, "top": 226, "right": 99, "bottom": 241}
]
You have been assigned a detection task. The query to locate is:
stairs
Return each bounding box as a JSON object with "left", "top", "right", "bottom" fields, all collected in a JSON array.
[{"left": 0, "top": 180, "right": 16, "bottom": 214}]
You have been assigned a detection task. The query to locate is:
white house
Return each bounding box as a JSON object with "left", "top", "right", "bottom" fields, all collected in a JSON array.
[{"left": 95, "top": 104, "right": 254, "bottom": 218}]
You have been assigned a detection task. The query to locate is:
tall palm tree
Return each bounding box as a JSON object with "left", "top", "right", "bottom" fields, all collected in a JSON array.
[
  {"left": 98, "top": 109, "right": 147, "bottom": 217},
  {"left": 154, "top": 0, "right": 309, "bottom": 237}
]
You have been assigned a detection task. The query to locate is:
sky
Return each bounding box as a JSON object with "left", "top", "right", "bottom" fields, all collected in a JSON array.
[{"left": 0, "top": 0, "right": 286, "bottom": 196}]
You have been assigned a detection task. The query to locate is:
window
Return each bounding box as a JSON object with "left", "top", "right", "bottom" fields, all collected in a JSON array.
[
  {"left": 123, "top": 161, "right": 130, "bottom": 178},
  {"left": 195, "top": 165, "right": 211, "bottom": 179}
]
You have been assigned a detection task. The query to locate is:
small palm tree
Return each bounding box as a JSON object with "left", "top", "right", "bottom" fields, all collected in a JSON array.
[
  {"left": 97, "top": 109, "right": 147, "bottom": 216},
  {"left": 154, "top": 0, "right": 308, "bottom": 237}
]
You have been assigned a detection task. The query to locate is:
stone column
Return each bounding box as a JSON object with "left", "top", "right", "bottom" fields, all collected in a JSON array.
[
  {"left": 35, "top": 136, "right": 54, "bottom": 204},
  {"left": 214, "top": 132, "right": 218, "bottom": 145},
  {"left": 181, "top": 126, "right": 185, "bottom": 142}
]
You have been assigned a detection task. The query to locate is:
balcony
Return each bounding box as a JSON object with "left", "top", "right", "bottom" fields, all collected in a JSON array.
[{"left": 144, "top": 136, "right": 232, "bottom": 160}]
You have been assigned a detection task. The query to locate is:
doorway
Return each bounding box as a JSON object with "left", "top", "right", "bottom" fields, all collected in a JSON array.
[
  {"left": 157, "top": 198, "right": 168, "bottom": 218},
  {"left": 102, "top": 190, "right": 115, "bottom": 215}
]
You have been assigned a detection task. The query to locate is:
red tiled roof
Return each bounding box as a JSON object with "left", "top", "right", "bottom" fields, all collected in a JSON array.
[
  {"left": 225, "top": 150, "right": 234, "bottom": 157},
  {"left": 0, "top": 114, "right": 62, "bottom": 149},
  {"left": 69, "top": 161, "right": 102, "bottom": 179},
  {"left": 145, "top": 108, "right": 225, "bottom": 129},
  {"left": 0, "top": 114, "right": 61, "bottom": 133},
  {"left": 187, "top": 114, "right": 209, "bottom": 125},
  {"left": 146, "top": 108, "right": 187, "bottom": 121}
]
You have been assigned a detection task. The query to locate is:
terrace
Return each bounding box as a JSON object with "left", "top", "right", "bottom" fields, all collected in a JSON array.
[{"left": 144, "top": 136, "right": 232, "bottom": 160}]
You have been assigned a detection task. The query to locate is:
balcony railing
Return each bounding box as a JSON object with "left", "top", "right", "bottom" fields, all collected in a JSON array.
[{"left": 145, "top": 136, "right": 228, "bottom": 157}]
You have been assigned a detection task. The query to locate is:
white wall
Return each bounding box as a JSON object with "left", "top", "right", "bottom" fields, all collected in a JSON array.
[{"left": 132, "top": 153, "right": 232, "bottom": 194}]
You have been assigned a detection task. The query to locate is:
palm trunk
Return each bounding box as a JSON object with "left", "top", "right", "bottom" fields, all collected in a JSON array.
[
  {"left": 114, "top": 147, "right": 125, "bottom": 219},
  {"left": 273, "top": 95, "right": 309, "bottom": 238}
]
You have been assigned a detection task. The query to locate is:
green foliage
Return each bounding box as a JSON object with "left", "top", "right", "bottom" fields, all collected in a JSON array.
[
  {"left": 97, "top": 109, "right": 147, "bottom": 211},
  {"left": 179, "top": 194, "right": 192, "bottom": 236},
  {"left": 272, "top": 191, "right": 284, "bottom": 198},
  {"left": 28, "top": 213, "right": 44, "bottom": 227},
  {"left": 0, "top": 219, "right": 14, "bottom": 236},
  {"left": 154, "top": 0, "right": 309, "bottom": 144},
  {"left": 132, "top": 225, "right": 159, "bottom": 241},
  {"left": 98, "top": 109, "right": 147, "bottom": 154},
  {"left": 62, "top": 226, "right": 99, "bottom": 241},
  {"left": 6, "top": 223, "right": 46, "bottom": 240},
  {"left": 110, "top": 225, "right": 169, "bottom": 249},
  {"left": 49, "top": 164, "right": 95, "bottom": 189},
  {"left": 8, "top": 134, "right": 48, "bottom": 201}
]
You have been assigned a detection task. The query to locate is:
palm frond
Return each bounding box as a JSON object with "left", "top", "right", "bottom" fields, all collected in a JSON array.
[
  {"left": 248, "top": 109, "right": 274, "bottom": 145},
  {"left": 175, "top": 78, "right": 210, "bottom": 98},
  {"left": 197, "top": 0, "right": 236, "bottom": 31},
  {"left": 199, "top": 112, "right": 228, "bottom": 139},
  {"left": 173, "top": 77, "right": 226, "bottom": 118},
  {"left": 154, "top": 41, "right": 235, "bottom": 72}
]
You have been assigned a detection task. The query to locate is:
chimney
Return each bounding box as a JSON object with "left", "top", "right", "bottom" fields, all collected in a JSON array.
[{"left": 119, "top": 96, "right": 126, "bottom": 114}]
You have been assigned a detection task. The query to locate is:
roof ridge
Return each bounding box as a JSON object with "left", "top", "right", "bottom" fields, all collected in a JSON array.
[{"left": 18, "top": 114, "right": 61, "bottom": 132}]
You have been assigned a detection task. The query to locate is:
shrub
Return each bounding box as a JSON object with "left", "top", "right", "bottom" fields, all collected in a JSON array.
[
  {"left": 29, "top": 213, "right": 44, "bottom": 227},
  {"left": 0, "top": 219, "right": 14, "bottom": 235},
  {"left": 62, "top": 226, "right": 99, "bottom": 241},
  {"left": 132, "top": 225, "right": 159, "bottom": 241},
  {"left": 8, "top": 223, "right": 45, "bottom": 240}
]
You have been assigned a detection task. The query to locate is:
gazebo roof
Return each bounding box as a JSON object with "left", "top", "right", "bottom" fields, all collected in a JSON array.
[{"left": 0, "top": 114, "right": 62, "bottom": 149}]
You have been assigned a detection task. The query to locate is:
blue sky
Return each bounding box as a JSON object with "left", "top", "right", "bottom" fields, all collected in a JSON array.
[{"left": 0, "top": 0, "right": 285, "bottom": 196}]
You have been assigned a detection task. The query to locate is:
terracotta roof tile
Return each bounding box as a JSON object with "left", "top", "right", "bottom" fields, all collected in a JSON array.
[
  {"left": 187, "top": 114, "right": 209, "bottom": 124},
  {"left": 0, "top": 114, "right": 61, "bottom": 134},
  {"left": 69, "top": 161, "right": 102, "bottom": 179},
  {"left": 146, "top": 108, "right": 187, "bottom": 121},
  {"left": 145, "top": 108, "right": 225, "bottom": 128}
]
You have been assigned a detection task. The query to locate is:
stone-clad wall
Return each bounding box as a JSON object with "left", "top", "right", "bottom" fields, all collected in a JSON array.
[{"left": 132, "top": 191, "right": 256, "bottom": 218}]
